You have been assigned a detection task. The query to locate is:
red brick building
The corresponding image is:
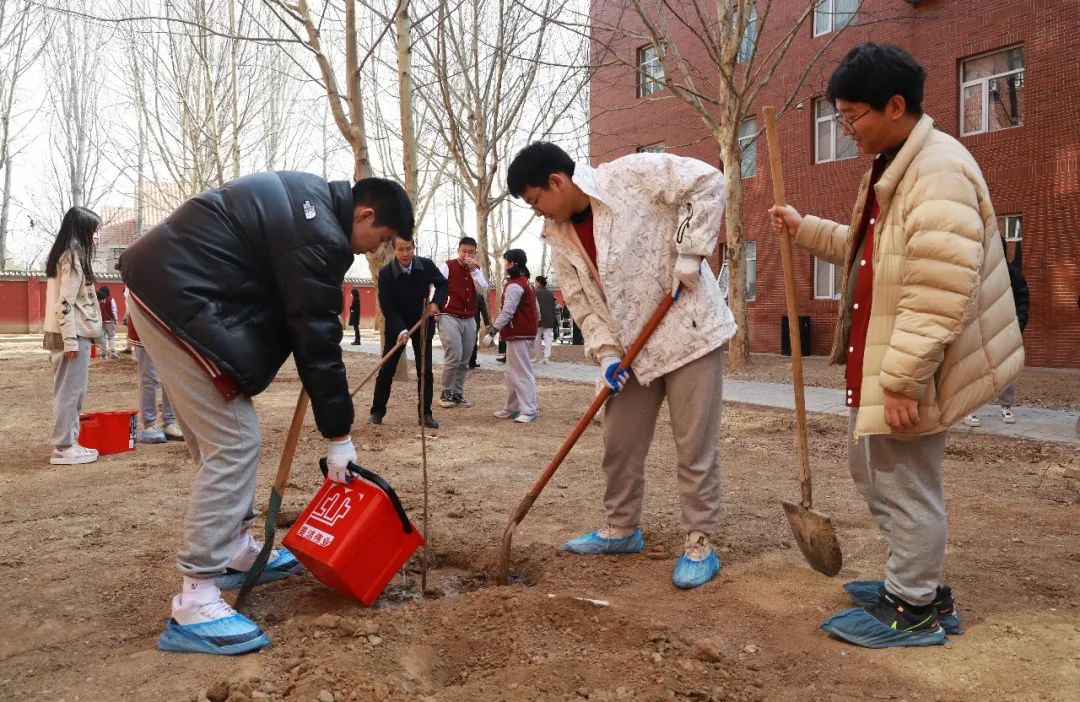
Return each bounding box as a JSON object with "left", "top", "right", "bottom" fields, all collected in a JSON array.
[{"left": 589, "top": 0, "right": 1079, "bottom": 368}]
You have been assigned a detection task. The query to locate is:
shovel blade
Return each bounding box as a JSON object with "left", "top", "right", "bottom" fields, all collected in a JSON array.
[{"left": 782, "top": 500, "right": 842, "bottom": 577}]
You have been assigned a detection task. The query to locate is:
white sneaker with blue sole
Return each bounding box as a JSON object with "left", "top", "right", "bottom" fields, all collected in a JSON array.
[
  {"left": 672, "top": 532, "right": 721, "bottom": 589},
  {"left": 216, "top": 534, "right": 304, "bottom": 590},
  {"left": 158, "top": 593, "right": 270, "bottom": 655},
  {"left": 561, "top": 527, "right": 645, "bottom": 555}
]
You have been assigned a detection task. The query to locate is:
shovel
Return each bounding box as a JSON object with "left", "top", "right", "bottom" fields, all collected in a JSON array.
[
  {"left": 238, "top": 315, "right": 429, "bottom": 608},
  {"left": 496, "top": 289, "right": 678, "bottom": 584},
  {"left": 763, "top": 106, "right": 843, "bottom": 577}
]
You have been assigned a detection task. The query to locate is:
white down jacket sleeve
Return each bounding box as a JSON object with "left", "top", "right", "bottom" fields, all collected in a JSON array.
[{"left": 615, "top": 154, "right": 726, "bottom": 258}]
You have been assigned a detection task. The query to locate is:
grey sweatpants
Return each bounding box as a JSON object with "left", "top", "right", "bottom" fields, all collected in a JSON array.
[
  {"left": 439, "top": 314, "right": 476, "bottom": 396},
  {"left": 503, "top": 339, "right": 537, "bottom": 416},
  {"left": 996, "top": 383, "right": 1017, "bottom": 406},
  {"left": 129, "top": 304, "right": 259, "bottom": 579},
  {"left": 602, "top": 346, "right": 725, "bottom": 535},
  {"left": 50, "top": 337, "right": 92, "bottom": 449},
  {"left": 135, "top": 346, "right": 175, "bottom": 428},
  {"left": 99, "top": 322, "right": 116, "bottom": 354},
  {"left": 848, "top": 412, "right": 948, "bottom": 606}
]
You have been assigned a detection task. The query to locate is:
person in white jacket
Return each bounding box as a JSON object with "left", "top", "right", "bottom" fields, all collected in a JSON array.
[{"left": 508, "top": 142, "right": 736, "bottom": 589}]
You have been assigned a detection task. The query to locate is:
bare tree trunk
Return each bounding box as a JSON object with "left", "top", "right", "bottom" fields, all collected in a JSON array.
[
  {"left": 720, "top": 140, "right": 748, "bottom": 367},
  {"left": 0, "top": 155, "right": 11, "bottom": 267},
  {"left": 228, "top": 0, "right": 241, "bottom": 179}
]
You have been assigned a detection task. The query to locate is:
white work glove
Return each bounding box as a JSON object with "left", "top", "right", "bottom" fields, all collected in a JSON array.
[
  {"left": 396, "top": 329, "right": 409, "bottom": 344},
  {"left": 326, "top": 436, "right": 357, "bottom": 484},
  {"left": 674, "top": 253, "right": 703, "bottom": 292},
  {"left": 598, "top": 355, "right": 630, "bottom": 396}
]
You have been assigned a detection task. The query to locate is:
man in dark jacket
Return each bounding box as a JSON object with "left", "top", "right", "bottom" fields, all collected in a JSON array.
[
  {"left": 532, "top": 275, "right": 558, "bottom": 364},
  {"left": 119, "top": 173, "right": 413, "bottom": 656},
  {"left": 369, "top": 236, "right": 448, "bottom": 428}
]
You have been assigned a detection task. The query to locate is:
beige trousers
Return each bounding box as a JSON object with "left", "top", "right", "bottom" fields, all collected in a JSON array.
[{"left": 601, "top": 346, "right": 725, "bottom": 535}]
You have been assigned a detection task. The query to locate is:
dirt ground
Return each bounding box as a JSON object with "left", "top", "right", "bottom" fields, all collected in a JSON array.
[
  {"left": 1, "top": 350, "right": 1078, "bottom": 702},
  {"left": 518, "top": 345, "right": 1079, "bottom": 412}
]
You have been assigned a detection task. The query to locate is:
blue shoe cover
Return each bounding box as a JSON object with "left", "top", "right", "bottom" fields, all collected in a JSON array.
[
  {"left": 844, "top": 580, "right": 963, "bottom": 635},
  {"left": 821, "top": 607, "right": 947, "bottom": 649},
  {"left": 139, "top": 429, "right": 166, "bottom": 444},
  {"left": 672, "top": 550, "right": 721, "bottom": 589},
  {"left": 216, "top": 547, "right": 305, "bottom": 590},
  {"left": 561, "top": 529, "right": 644, "bottom": 555},
  {"left": 157, "top": 614, "right": 270, "bottom": 655}
]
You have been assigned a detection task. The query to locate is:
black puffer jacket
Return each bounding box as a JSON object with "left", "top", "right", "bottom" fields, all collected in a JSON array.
[{"left": 120, "top": 171, "right": 355, "bottom": 438}]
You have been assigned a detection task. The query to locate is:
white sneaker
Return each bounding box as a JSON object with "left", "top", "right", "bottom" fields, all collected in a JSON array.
[
  {"left": 962, "top": 415, "right": 982, "bottom": 428},
  {"left": 50, "top": 444, "right": 99, "bottom": 465},
  {"left": 170, "top": 588, "right": 233, "bottom": 626},
  {"left": 163, "top": 423, "right": 185, "bottom": 440},
  {"left": 1000, "top": 407, "right": 1015, "bottom": 424},
  {"left": 493, "top": 408, "right": 519, "bottom": 419},
  {"left": 514, "top": 413, "right": 537, "bottom": 423}
]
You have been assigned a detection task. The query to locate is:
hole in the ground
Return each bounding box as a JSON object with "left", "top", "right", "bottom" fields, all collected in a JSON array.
[{"left": 372, "top": 557, "right": 534, "bottom": 609}]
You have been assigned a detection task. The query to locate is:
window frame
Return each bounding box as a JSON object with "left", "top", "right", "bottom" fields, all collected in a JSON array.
[
  {"left": 636, "top": 143, "right": 667, "bottom": 153},
  {"left": 744, "top": 240, "right": 757, "bottom": 302},
  {"left": 813, "top": 257, "right": 842, "bottom": 300},
  {"left": 738, "top": 3, "right": 758, "bottom": 63},
  {"left": 813, "top": 98, "right": 857, "bottom": 164},
  {"left": 637, "top": 43, "right": 665, "bottom": 98},
  {"left": 738, "top": 118, "right": 758, "bottom": 179},
  {"left": 813, "top": 0, "right": 857, "bottom": 38},
  {"left": 960, "top": 46, "right": 1025, "bottom": 137},
  {"left": 998, "top": 214, "right": 1022, "bottom": 242}
]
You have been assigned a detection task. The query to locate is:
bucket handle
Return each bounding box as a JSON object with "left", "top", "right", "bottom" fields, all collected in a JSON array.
[{"left": 318, "top": 458, "right": 415, "bottom": 534}]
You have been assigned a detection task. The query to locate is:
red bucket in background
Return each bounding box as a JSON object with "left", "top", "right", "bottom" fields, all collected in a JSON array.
[
  {"left": 284, "top": 461, "right": 424, "bottom": 606},
  {"left": 79, "top": 411, "right": 138, "bottom": 455}
]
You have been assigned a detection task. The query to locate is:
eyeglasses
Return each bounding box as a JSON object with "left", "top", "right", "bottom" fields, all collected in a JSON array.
[{"left": 834, "top": 108, "right": 871, "bottom": 135}]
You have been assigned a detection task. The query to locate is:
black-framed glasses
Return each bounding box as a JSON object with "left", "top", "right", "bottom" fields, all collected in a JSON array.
[{"left": 835, "top": 108, "right": 871, "bottom": 134}]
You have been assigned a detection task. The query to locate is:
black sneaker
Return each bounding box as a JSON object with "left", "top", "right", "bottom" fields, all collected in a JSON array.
[
  {"left": 453, "top": 392, "right": 472, "bottom": 408},
  {"left": 423, "top": 414, "right": 439, "bottom": 429},
  {"left": 438, "top": 390, "right": 456, "bottom": 408},
  {"left": 495, "top": 356, "right": 506, "bottom": 363},
  {"left": 367, "top": 413, "right": 384, "bottom": 425},
  {"left": 843, "top": 580, "right": 963, "bottom": 635},
  {"left": 866, "top": 591, "right": 942, "bottom": 635}
]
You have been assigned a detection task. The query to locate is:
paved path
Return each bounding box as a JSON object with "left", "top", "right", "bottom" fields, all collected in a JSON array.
[{"left": 343, "top": 340, "right": 1079, "bottom": 446}]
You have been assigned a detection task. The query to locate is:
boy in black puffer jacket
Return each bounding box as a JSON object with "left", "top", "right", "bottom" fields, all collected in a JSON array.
[{"left": 120, "top": 173, "right": 413, "bottom": 656}]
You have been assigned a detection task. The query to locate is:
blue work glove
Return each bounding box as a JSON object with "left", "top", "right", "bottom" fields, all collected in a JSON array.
[
  {"left": 599, "top": 355, "right": 630, "bottom": 396},
  {"left": 326, "top": 436, "right": 357, "bottom": 484}
]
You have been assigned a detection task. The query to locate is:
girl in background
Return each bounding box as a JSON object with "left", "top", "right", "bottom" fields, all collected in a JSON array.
[
  {"left": 487, "top": 249, "right": 539, "bottom": 423},
  {"left": 43, "top": 207, "right": 103, "bottom": 465},
  {"left": 97, "top": 285, "right": 119, "bottom": 359}
]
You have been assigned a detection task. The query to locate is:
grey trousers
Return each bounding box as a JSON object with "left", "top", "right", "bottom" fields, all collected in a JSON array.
[
  {"left": 99, "top": 322, "right": 116, "bottom": 353},
  {"left": 129, "top": 304, "right": 260, "bottom": 579},
  {"left": 601, "top": 346, "right": 725, "bottom": 535},
  {"left": 997, "top": 383, "right": 1017, "bottom": 406},
  {"left": 533, "top": 328, "right": 554, "bottom": 360},
  {"left": 503, "top": 339, "right": 537, "bottom": 416},
  {"left": 135, "top": 346, "right": 175, "bottom": 427},
  {"left": 848, "top": 412, "right": 948, "bottom": 606},
  {"left": 439, "top": 314, "right": 476, "bottom": 396},
  {"left": 50, "top": 337, "right": 92, "bottom": 449}
]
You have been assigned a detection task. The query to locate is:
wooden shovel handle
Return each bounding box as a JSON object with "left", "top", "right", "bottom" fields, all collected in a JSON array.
[
  {"left": 763, "top": 107, "right": 813, "bottom": 509},
  {"left": 272, "top": 390, "right": 309, "bottom": 495},
  {"left": 350, "top": 316, "right": 427, "bottom": 399}
]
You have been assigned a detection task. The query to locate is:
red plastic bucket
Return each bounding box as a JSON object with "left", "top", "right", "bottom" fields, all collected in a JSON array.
[
  {"left": 284, "top": 460, "right": 424, "bottom": 605},
  {"left": 78, "top": 411, "right": 138, "bottom": 455}
]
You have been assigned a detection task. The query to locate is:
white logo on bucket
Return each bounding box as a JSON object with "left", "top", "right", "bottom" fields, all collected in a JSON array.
[
  {"left": 309, "top": 491, "right": 362, "bottom": 527},
  {"left": 297, "top": 523, "right": 334, "bottom": 547}
]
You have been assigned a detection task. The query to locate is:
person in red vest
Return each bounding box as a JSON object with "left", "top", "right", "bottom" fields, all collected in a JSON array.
[
  {"left": 486, "top": 249, "right": 539, "bottom": 423},
  {"left": 437, "top": 236, "right": 489, "bottom": 407},
  {"left": 97, "top": 285, "right": 119, "bottom": 360}
]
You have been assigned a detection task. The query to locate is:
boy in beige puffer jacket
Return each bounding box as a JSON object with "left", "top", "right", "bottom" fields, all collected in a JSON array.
[{"left": 770, "top": 44, "right": 1022, "bottom": 649}]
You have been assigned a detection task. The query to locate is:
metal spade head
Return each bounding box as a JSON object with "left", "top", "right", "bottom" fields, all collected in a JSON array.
[{"left": 782, "top": 500, "right": 843, "bottom": 577}]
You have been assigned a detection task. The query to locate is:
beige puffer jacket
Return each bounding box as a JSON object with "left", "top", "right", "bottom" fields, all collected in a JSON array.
[
  {"left": 542, "top": 153, "right": 737, "bottom": 385},
  {"left": 795, "top": 114, "right": 1023, "bottom": 438},
  {"left": 44, "top": 248, "right": 102, "bottom": 352}
]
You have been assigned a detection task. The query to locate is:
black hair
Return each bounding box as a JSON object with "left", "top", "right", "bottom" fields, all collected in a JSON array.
[
  {"left": 351, "top": 288, "right": 360, "bottom": 297},
  {"left": 507, "top": 142, "right": 576, "bottom": 198},
  {"left": 458, "top": 237, "right": 477, "bottom": 248},
  {"left": 97, "top": 285, "right": 111, "bottom": 300},
  {"left": 46, "top": 206, "right": 99, "bottom": 281},
  {"left": 827, "top": 43, "right": 925, "bottom": 115},
  {"left": 504, "top": 248, "right": 530, "bottom": 279},
  {"left": 535, "top": 275, "right": 547, "bottom": 287},
  {"left": 351, "top": 177, "right": 415, "bottom": 241}
]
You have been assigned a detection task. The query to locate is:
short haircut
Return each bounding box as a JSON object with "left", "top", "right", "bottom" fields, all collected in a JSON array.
[
  {"left": 507, "top": 142, "right": 576, "bottom": 197},
  {"left": 352, "top": 177, "right": 415, "bottom": 240},
  {"left": 535, "top": 275, "right": 547, "bottom": 286},
  {"left": 827, "top": 43, "right": 925, "bottom": 115},
  {"left": 458, "top": 237, "right": 477, "bottom": 248}
]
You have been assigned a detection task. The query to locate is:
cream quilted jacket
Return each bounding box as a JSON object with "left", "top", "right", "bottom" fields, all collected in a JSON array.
[
  {"left": 43, "top": 248, "right": 102, "bottom": 352},
  {"left": 795, "top": 114, "right": 1023, "bottom": 438},
  {"left": 542, "top": 153, "right": 737, "bottom": 385}
]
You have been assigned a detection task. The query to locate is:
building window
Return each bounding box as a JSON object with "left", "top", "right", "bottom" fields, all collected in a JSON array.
[
  {"left": 813, "top": 0, "right": 857, "bottom": 37},
  {"left": 638, "top": 44, "right": 664, "bottom": 98},
  {"left": 738, "top": 4, "right": 758, "bottom": 63},
  {"left": 814, "top": 257, "right": 843, "bottom": 299},
  {"left": 739, "top": 118, "right": 757, "bottom": 178},
  {"left": 961, "top": 46, "right": 1024, "bottom": 136},
  {"left": 745, "top": 241, "right": 757, "bottom": 301},
  {"left": 998, "top": 214, "right": 1022, "bottom": 241},
  {"left": 637, "top": 143, "right": 667, "bottom": 153},
  {"left": 814, "top": 98, "right": 858, "bottom": 164}
]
